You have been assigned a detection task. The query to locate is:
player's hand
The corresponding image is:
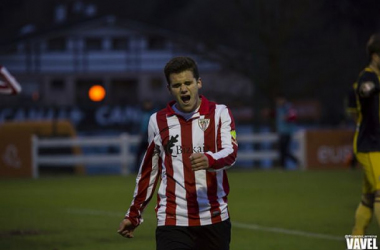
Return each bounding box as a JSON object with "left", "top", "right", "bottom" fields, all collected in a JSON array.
[
  {"left": 117, "top": 218, "right": 136, "bottom": 238},
  {"left": 190, "top": 153, "right": 209, "bottom": 171}
]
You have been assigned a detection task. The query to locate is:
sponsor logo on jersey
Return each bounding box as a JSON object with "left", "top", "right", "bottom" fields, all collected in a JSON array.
[
  {"left": 164, "top": 135, "right": 179, "bottom": 156},
  {"left": 164, "top": 134, "right": 209, "bottom": 157}
]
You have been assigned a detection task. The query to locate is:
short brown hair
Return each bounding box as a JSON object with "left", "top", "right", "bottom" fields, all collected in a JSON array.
[{"left": 164, "top": 57, "right": 199, "bottom": 85}]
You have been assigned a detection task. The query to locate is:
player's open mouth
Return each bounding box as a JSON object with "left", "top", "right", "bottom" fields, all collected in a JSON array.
[{"left": 181, "top": 95, "right": 191, "bottom": 103}]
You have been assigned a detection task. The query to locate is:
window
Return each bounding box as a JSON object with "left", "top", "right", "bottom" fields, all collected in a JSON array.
[
  {"left": 150, "top": 78, "right": 163, "bottom": 90},
  {"left": 4, "top": 44, "right": 18, "bottom": 54},
  {"left": 85, "top": 38, "right": 102, "bottom": 51},
  {"left": 148, "top": 36, "right": 166, "bottom": 50},
  {"left": 110, "top": 79, "right": 138, "bottom": 105},
  {"left": 112, "top": 37, "right": 129, "bottom": 50},
  {"left": 47, "top": 37, "right": 66, "bottom": 51},
  {"left": 50, "top": 79, "right": 65, "bottom": 91}
]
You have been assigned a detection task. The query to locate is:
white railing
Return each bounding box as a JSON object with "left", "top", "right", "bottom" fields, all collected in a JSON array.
[
  {"left": 237, "top": 133, "right": 279, "bottom": 161},
  {"left": 31, "top": 133, "right": 280, "bottom": 178},
  {"left": 31, "top": 134, "right": 140, "bottom": 178}
]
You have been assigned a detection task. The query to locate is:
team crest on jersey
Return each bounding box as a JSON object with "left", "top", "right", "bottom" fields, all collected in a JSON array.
[{"left": 198, "top": 118, "right": 210, "bottom": 131}]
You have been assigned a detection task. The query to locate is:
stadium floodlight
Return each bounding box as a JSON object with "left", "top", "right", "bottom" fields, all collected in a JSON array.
[
  {"left": 88, "top": 84, "right": 106, "bottom": 102},
  {"left": 0, "top": 66, "right": 22, "bottom": 95}
]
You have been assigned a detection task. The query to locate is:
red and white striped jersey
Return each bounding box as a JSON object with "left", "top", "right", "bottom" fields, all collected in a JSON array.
[{"left": 125, "top": 96, "right": 238, "bottom": 227}]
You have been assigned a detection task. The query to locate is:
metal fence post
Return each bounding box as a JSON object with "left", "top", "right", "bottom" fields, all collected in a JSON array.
[
  {"left": 31, "top": 135, "right": 39, "bottom": 179},
  {"left": 294, "top": 130, "right": 306, "bottom": 170},
  {"left": 120, "top": 133, "right": 129, "bottom": 176}
]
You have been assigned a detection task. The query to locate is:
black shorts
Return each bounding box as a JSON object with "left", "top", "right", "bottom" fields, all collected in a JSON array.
[{"left": 156, "top": 219, "right": 231, "bottom": 250}]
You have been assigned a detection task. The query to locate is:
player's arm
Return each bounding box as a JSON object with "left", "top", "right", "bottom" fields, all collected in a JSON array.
[
  {"left": 358, "top": 81, "right": 377, "bottom": 97},
  {"left": 345, "top": 83, "right": 358, "bottom": 121},
  {"left": 192, "top": 107, "right": 238, "bottom": 171},
  {"left": 357, "top": 71, "right": 380, "bottom": 98},
  {"left": 117, "top": 218, "right": 135, "bottom": 238},
  {"left": 346, "top": 108, "right": 358, "bottom": 122},
  {"left": 118, "top": 116, "right": 160, "bottom": 238},
  {"left": 0, "top": 66, "right": 22, "bottom": 95}
]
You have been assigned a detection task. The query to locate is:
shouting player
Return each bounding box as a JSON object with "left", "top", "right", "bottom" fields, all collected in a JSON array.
[{"left": 118, "top": 56, "right": 238, "bottom": 250}]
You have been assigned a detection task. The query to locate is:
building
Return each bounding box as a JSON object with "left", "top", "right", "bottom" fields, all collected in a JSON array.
[{"left": 0, "top": 4, "right": 253, "bottom": 132}]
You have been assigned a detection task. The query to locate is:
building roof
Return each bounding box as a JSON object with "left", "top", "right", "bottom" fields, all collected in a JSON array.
[{"left": 0, "top": 14, "right": 191, "bottom": 53}]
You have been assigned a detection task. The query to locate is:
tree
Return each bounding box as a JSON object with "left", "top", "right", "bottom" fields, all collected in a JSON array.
[{"left": 150, "top": 0, "right": 380, "bottom": 124}]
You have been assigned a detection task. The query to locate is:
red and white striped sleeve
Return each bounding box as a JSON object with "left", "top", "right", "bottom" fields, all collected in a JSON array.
[
  {"left": 205, "top": 106, "right": 238, "bottom": 171},
  {"left": 125, "top": 114, "right": 161, "bottom": 227},
  {"left": 0, "top": 66, "right": 22, "bottom": 95}
]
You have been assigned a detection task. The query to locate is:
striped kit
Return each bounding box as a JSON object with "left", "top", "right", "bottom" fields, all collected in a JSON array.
[{"left": 126, "top": 96, "right": 238, "bottom": 227}]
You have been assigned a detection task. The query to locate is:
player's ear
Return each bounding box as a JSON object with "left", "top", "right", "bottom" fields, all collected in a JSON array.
[
  {"left": 167, "top": 83, "right": 172, "bottom": 94},
  {"left": 197, "top": 78, "right": 202, "bottom": 89}
]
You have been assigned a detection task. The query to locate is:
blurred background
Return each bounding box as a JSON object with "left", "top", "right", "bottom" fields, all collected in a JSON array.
[{"left": 0, "top": 0, "right": 379, "bottom": 176}]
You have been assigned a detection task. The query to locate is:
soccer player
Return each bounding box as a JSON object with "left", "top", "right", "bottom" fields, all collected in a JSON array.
[
  {"left": 351, "top": 33, "right": 380, "bottom": 235},
  {"left": 0, "top": 66, "right": 22, "bottom": 95},
  {"left": 117, "top": 56, "right": 238, "bottom": 250}
]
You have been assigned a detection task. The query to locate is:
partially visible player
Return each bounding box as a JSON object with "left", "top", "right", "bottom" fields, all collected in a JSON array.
[
  {"left": 344, "top": 83, "right": 358, "bottom": 169},
  {"left": 0, "top": 66, "right": 22, "bottom": 95},
  {"left": 351, "top": 33, "right": 380, "bottom": 235},
  {"left": 275, "top": 94, "right": 299, "bottom": 169}
]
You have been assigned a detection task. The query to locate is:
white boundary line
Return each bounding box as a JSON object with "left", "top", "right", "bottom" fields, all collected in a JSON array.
[
  {"left": 67, "top": 208, "right": 122, "bottom": 217},
  {"left": 66, "top": 208, "right": 343, "bottom": 241},
  {"left": 233, "top": 221, "right": 342, "bottom": 241}
]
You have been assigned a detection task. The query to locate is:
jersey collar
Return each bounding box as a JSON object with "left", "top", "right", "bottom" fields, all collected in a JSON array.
[{"left": 165, "top": 95, "right": 210, "bottom": 116}]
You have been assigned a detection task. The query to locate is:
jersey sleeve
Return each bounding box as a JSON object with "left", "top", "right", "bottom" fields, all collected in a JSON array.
[
  {"left": 125, "top": 115, "right": 160, "bottom": 227},
  {"left": 205, "top": 107, "right": 238, "bottom": 171},
  {"left": 345, "top": 83, "right": 357, "bottom": 114},
  {"left": 356, "top": 71, "right": 380, "bottom": 97}
]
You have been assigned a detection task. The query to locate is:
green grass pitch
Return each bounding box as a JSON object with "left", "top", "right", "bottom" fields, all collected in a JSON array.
[{"left": 0, "top": 169, "right": 378, "bottom": 249}]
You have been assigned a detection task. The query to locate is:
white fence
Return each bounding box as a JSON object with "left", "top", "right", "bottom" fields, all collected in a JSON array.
[
  {"left": 31, "top": 134, "right": 140, "bottom": 178},
  {"left": 31, "top": 133, "right": 280, "bottom": 178},
  {"left": 237, "top": 133, "right": 279, "bottom": 161}
]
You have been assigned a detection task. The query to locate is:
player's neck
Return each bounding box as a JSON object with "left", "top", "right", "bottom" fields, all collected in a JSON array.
[{"left": 175, "top": 98, "right": 201, "bottom": 114}]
